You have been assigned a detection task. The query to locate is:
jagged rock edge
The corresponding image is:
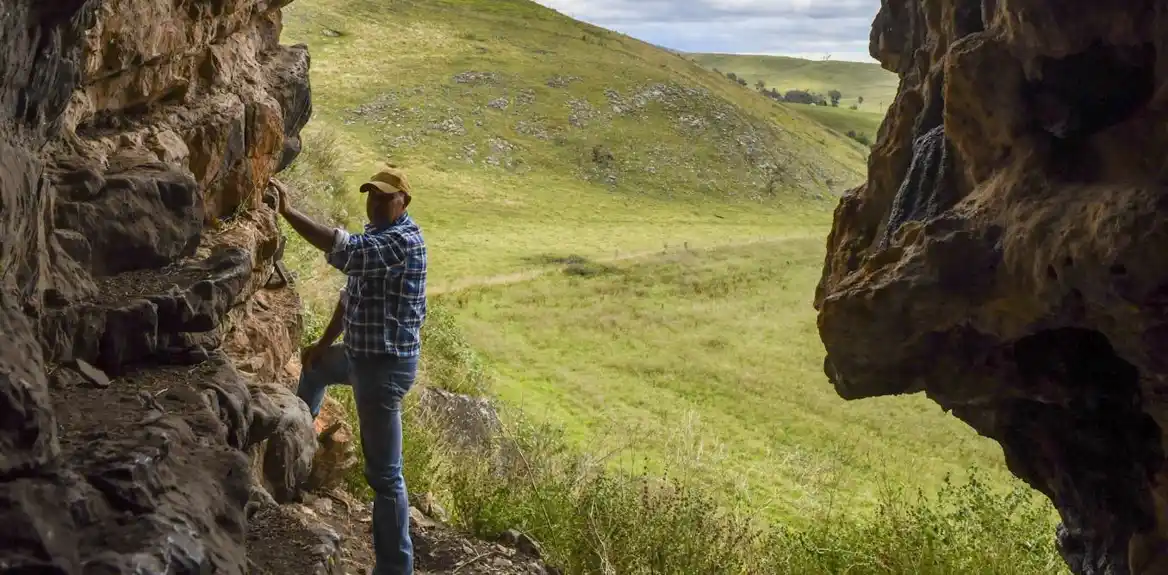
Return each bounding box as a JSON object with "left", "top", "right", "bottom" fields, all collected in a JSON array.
[{"left": 0, "top": 1, "right": 336, "bottom": 573}]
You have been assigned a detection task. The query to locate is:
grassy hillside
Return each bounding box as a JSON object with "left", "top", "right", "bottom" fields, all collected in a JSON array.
[
  {"left": 690, "top": 53, "right": 895, "bottom": 145},
  {"left": 278, "top": 0, "right": 1061, "bottom": 572},
  {"left": 281, "top": 0, "right": 870, "bottom": 294},
  {"left": 448, "top": 239, "right": 1018, "bottom": 517},
  {"left": 690, "top": 53, "right": 899, "bottom": 109}
]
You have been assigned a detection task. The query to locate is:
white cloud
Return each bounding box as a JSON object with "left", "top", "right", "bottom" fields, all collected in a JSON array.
[{"left": 534, "top": 0, "right": 881, "bottom": 62}]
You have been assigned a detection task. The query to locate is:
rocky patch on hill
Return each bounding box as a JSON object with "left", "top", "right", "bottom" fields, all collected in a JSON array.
[{"left": 816, "top": 1, "right": 1168, "bottom": 574}]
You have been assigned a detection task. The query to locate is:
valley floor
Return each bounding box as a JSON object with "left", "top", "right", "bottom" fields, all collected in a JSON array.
[{"left": 442, "top": 235, "right": 1017, "bottom": 519}]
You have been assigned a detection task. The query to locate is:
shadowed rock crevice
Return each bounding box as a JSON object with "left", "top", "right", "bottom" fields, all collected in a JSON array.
[
  {"left": 1027, "top": 42, "right": 1156, "bottom": 142},
  {"left": 988, "top": 329, "right": 1162, "bottom": 574},
  {"left": 818, "top": 2, "right": 1168, "bottom": 573}
]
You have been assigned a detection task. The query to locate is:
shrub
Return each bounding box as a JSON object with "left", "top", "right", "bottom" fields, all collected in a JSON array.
[
  {"left": 783, "top": 89, "right": 827, "bottom": 106},
  {"left": 847, "top": 130, "right": 873, "bottom": 147},
  {"left": 419, "top": 303, "right": 491, "bottom": 396}
]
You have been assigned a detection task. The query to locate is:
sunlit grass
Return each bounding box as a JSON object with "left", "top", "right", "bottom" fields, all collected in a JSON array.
[{"left": 445, "top": 238, "right": 1023, "bottom": 521}]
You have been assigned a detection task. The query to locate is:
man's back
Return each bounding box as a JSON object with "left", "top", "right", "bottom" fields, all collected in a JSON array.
[{"left": 328, "top": 214, "right": 427, "bottom": 357}]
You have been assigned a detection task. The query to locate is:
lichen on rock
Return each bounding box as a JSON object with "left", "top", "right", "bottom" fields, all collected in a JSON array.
[{"left": 817, "top": 1, "right": 1168, "bottom": 573}]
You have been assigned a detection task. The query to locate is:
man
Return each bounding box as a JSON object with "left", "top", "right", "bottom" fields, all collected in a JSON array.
[{"left": 270, "top": 167, "right": 426, "bottom": 575}]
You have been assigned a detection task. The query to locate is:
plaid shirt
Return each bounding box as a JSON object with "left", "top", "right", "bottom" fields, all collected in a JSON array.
[{"left": 326, "top": 214, "right": 427, "bottom": 357}]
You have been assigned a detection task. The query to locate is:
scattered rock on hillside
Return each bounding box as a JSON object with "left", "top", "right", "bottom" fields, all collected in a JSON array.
[
  {"left": 546, "top": 75, "right": 581, "bottom": 88},
  {"left": 461, "top": 143, "right": 479, "bottom": 164},
  {"left": 416, "top": 386, "right": 503, "bottom": 453},
  {"left": 486, "top": 137, "right": 518, "bottom": 169},
  {"left": 515, "top": 88, "right": 537, "bottom": 106},
  {"left": 73, "top": 358, "right": 112, "bottom": 388},
  {"left": 487, "top": 97, "right": 509, "bottom": 110},
  {"left": 567, "top": 98, "right": 596, "bottom": 128},
  {"left": 514, "top": 119, "right": 552, "bottom": 141},
  {"left": 429, "top": 116, "right": 467, "bottom": 136},
  {"left": 677, "top": 113, "right": 707, "bottom": 130},
  {"left": 452, "top": 71, "right": 499, "bottom": 86},
  {"left": 498, "top": 529, "right": 543, "bottom": 559}
]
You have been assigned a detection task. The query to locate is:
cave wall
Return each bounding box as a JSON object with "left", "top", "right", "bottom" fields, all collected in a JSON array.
[
  {"left": 815, "top": 1, "right": 1168, "bottom": 573},
  {"left": 0, "top": 0, "right": 330, "bottom": 572}
]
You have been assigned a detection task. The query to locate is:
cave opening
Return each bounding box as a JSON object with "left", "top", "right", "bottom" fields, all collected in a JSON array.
[
  {"left": 1025, "top": 41, "right": 1155, "bottom": 141},
  {"left": 1007, "top": 328, "right": 1163, "bottom": 572},
  {"left": 1014, "top": 327, "right": 1138, "bottom": 397},
  {"left": 953, "top": 0, "right": 985, "bottom": 38}
]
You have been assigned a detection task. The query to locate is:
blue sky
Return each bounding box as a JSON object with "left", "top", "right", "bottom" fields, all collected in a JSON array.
[{"left": 533, "top": 0, "right": 880, "bottom": 62}]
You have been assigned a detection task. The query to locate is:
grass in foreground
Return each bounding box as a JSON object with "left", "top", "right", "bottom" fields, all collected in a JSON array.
[{"left": 445, "top": 239, "right": 1030, "bottom": 520}]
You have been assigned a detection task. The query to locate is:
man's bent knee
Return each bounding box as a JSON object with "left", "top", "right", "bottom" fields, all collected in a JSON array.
[{"left": 365, "top": 463, "right": 406, "bottom": 495}]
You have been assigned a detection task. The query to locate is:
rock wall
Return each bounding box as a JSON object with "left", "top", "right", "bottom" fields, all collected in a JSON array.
[
  {"left": 816, "top": 1, "right": 1168, "bottom": 574},
  {"left": 0, "top": 1, "right": 335, "bottom": 572}
]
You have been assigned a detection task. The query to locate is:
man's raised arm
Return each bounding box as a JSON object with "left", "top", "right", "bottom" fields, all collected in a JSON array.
[{"left": 270, "top": 178, "right": 335, "bottom": 252}]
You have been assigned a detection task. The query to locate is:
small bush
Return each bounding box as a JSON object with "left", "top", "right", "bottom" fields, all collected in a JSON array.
[
  {"left": 847, "top": 130, "right": 873, "bottom": 147},
  {"left": 281, "top": 125, "right": 353, "bottom": 229},
  {"left": 419, "top": 303, "right": 491, "bottom": 396},
  {"left": 783, "top": 89, "right": 828, "bottom": 106}
]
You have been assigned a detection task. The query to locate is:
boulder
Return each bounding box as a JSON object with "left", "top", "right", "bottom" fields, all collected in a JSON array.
[{"left": 251, "top": 383, "right": 318, "bottom": 503}]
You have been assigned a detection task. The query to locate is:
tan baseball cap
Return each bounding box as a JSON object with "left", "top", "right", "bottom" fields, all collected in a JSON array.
[{"left": 359, "top": 168, "right": 412, "bottom": 196}]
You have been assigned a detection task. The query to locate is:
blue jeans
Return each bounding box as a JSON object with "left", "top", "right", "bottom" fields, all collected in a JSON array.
[{"left": 297, "top": 344, "right": 417, "bottom": 575}]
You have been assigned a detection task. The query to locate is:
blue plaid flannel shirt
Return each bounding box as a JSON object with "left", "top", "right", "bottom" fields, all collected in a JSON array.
[{"left": 326, "top": 214, "right": 427, "bottom": 358}]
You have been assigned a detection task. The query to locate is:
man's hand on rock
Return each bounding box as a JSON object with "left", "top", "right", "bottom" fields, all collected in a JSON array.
[{"left": 269, "top": 177, "right": 291, "bottom": 215}]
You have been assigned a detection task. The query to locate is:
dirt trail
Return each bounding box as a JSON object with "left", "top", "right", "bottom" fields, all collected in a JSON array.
[
  {"left": 280, "top": 488, "right": 551, "bottom": 575},
  {"left": 429, "top": 235, "right": 800, "bottom": 296}
]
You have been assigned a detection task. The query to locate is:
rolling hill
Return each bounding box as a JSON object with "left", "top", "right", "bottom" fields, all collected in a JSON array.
[
  {"left": 689, "top": 52, "right": 899, "bottom": 108},
  {"left": 689, "top": 52, "right": 897, "bottom": 144}
]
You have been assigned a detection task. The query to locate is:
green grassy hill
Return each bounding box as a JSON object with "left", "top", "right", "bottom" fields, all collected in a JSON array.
[
  {"left": 689, "top": 53, "right": 899, "bottom": 108},
  {"left": 690, "top": 53, "right": 896, "bottom": 145},
  {"left": 278, "top": 1, "right": 1061, "bottom": 572},
  {"left": 281, "top": 0, "right": 870, "bottom": 292}
]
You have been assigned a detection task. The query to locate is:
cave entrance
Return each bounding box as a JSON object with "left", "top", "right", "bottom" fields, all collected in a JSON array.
[
  {"left": 1008, "top": 328, "right": 1163, "bottom": 573},
  {"left": 1026, "top": 42, "right": 1155, "bottom": 141}
]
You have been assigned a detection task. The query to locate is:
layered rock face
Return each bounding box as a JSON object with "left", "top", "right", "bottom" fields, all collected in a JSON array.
[
  {"left": 816, "top": 1, "right": 1168, "bottom": 573},
  {"left": 0, "top": 1, "right": 331, "bottom": 572}
]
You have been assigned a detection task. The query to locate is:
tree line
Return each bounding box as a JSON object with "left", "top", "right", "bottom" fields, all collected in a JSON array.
[{"left": 714, "top": 69, "right": 865, "bottom": 109}]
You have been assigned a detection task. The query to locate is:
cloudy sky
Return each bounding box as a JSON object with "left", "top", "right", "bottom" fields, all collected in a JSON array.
[{"left": 533, "top": 0, "right": 881, "bottom": 62}]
